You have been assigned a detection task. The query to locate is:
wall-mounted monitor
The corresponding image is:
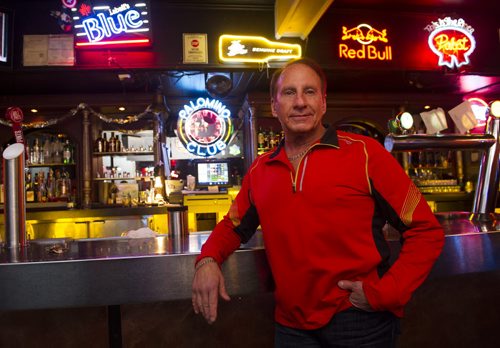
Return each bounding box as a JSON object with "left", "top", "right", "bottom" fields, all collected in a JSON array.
[
  {"left": 196, "top": 161, "right": 230, "bottom": 188},
  {"left": 0, "top": 7, "right": 13, "bottom": 67}
]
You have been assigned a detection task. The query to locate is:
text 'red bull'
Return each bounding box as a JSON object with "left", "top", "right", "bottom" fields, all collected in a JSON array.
[
  {"left": 338, "top": 24, "right": 393, "bottom": 61},
  {"left": 338, "top": 44, "right": 392, "bottom": 60}
]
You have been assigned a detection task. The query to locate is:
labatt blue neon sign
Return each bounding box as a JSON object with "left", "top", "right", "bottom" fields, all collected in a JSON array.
[
  {"left": 177, "top": 98, "right": 233, "bottom": 157},
  {"left": 74, "top": 2, "right": 151, "bottom": 48}
]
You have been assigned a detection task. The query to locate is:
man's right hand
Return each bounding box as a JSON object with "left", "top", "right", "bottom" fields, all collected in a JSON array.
[{"left": 192, "top": 258, "right": 231, "bottom": 324}]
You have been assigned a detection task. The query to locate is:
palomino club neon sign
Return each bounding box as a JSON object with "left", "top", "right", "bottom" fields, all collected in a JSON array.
[
  {"left": 177, "top": 98, "right": 233, "bottom": 157},
  {"left": 73, "top": 2, "right": 151, "bottom": 48},
  {"left": 338, "top": 24, "right": 393, "bottom": 61},
  {"left": 425, "top": 17, "right": 476, "bottom": 69}
]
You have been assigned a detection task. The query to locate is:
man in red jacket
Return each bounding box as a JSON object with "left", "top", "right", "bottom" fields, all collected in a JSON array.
[{"left": 192, "top": 57, "right": 444, "bottom": 347}]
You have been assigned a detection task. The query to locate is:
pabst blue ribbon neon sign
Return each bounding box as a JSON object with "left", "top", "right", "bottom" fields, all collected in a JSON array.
[
  {"left": 177, "top": 98, "right": 233, "bottom": 157},
  {"left": 73, "top": 2, "right": 151, "bottom": 48},
  {"left": 425, "top": 17, "right": 476, "bottom": 69}
]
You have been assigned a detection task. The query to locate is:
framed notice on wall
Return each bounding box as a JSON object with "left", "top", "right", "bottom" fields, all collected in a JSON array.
[
  {"left": 183, "top": 33, "right": 208, "bottom": 64},
  {"left": 23, "top": 34, "right": 74, "bottom": 66}
]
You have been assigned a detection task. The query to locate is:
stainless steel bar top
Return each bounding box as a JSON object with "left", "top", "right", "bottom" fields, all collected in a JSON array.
[
  {"left": 0, "top": 205, "right": 177, "bottom": 221},
  {"left": 0, "top": 213, "right": 499, "bottom": 311},
  {"left": 0, "top": 232, "right": 271, "bottom": 311}
]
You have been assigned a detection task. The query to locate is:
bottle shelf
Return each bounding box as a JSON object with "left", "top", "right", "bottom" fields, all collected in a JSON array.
[
  {"left": 93, "top": 151, "right": 154, "bottom": 156},
  {"left": 28, "top": 163, "right": 76, "bottom": 167},
  {"left": 27, "top": 201, "right": 71, "bottom": 209},
  {"left": 93, "top": 176, "right": 153, "bottom": 181}
]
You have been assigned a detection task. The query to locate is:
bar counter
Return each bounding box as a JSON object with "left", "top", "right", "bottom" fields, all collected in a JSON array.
[
  {"left": 0, "top": 213, "right": 499, "bottom": 347},
  {"left": 0, "top": 213, "right": 499, "bottom": 309},
  {"left": 0, "top": 231, "right": 271, "bottom": 311}
]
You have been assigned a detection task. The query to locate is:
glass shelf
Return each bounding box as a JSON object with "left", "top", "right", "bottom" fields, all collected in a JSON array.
[
  {"left": 28, "top": 163, "right": 76, "bottom": 167},
  {"left": 93, "top": 152, "right": 153, "bottom": 156},
  {"left": 93, "top": 176, "right": 153, "bottom": 181}
]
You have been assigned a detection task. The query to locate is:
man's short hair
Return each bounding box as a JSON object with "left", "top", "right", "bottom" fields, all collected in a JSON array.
[{"left": 270, "top": 57, "right": 327, "bottom": 99}]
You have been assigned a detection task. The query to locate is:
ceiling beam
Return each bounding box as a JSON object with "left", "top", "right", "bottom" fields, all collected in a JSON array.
[{"left": 275, "top": 0, "right": 334, "bottom": 40}]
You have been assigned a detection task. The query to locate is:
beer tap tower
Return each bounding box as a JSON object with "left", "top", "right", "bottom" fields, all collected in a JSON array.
[
  {"left": 384, "top": 101, "right": 500, "bottom": 224},
  {"left": 471, "top": 101, "right": 500, "bottom": 222}
]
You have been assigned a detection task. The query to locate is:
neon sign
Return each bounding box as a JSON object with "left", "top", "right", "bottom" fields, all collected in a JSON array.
[
  {"left": 73, "top": 2, "right": 151, "bottom": 48},
  {"left": 338, "top": 24, "right": 393, "bottom": 61},
  {"left": 177, "top": 98, "right": 233, "bottom": 157},
  {"left": 219, "top": 35, "right": 301, "bottom": 63},
  {"left": 424, "top": 17, "right": 476, "bottom": 69}
]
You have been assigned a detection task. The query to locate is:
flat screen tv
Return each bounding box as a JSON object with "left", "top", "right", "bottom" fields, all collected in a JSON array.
[
  {"left": 0, "top": 7, "right": 12, "bottom": 67},
  {"left": 196, "top": 161, "right": 230, "bottom": 188}
]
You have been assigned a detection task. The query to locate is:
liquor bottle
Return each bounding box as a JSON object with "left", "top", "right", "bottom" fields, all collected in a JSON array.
[
  {"left": 43, "top": 137, "right": 52, "bottom": 164},
  {"left": 115, "top": 133, "right": 121, "bottom": 152},
  {"left": 102, "top": 133, "right": 109, "bottom": 152},
  {"left": 47, "top": 168, "right": 55, "bottom": 201},
  {"left": 268, "top": 128, "right": 275, "bottom": 148},
  {"left": 94, "top": 132, "right": 103, "bottom": 152},
  {"left": 257, "top": 127, "right": 265, "bottom": 151},
  {"left": 25, "top": 171, "right": 35, "bottom": 202},
  {"left": 32, "top": 138, "right": 40, "bottom": 164},
  {"left": 109, "top": 132, "right": 116, "bottom": 152},
  {"left": 25, "top": 144, "right": 31, "bottom": 165},
  {"left": 56, "top": 170, "right": 69, "bottom": 201},
  {"left": 52, "top": 137, "right": 62, "bottom": 164},
  {"left": 33, "top": 173, "right": 40, "bottom": 202},
  {"left": 54, "top": 169, "right": 61, "bottom": 198},
  {"left": 63, "top": 139, "right": 72, "bottom": 164},
  {"left": 38, "top": 171, "right": 47, "bottom": 203}
]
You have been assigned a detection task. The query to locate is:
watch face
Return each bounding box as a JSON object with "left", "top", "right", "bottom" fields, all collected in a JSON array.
[{"left": 185, "top": 109, "right": 226, "bottom": 145}]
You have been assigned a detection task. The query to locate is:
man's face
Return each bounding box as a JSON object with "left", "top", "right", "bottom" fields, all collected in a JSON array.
[{"left": 271, "top": 63, "right": 326, "bottom": 135}]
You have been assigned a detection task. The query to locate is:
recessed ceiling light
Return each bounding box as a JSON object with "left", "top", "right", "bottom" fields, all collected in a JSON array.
[{"left": 30, "top": 109, "right": 38, "bottom": 113}]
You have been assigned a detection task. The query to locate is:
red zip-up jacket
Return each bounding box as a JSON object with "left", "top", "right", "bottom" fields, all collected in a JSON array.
[{"left": 197, "top": 126, "right": 444, "bottom": 330}]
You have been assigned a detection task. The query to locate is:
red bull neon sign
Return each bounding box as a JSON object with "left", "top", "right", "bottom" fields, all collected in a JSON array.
[
  {"left": 177, "top": 98, "right": 233, "bottom": 157},
  {"left": 425, "top": 17, "right": 476, "bottom": 69},
  {"left": 339, "top": 24, "right": 392, "bottom": 61}
]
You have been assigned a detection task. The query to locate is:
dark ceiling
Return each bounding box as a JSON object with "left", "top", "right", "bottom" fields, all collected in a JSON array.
[{"left": 0, "top": 0, "right": 498, "bottom": 118}]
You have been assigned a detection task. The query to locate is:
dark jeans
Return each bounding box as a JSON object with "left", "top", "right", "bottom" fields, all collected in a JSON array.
[{"left": 275, "top": 307, "right": 400, "bottom": 348}]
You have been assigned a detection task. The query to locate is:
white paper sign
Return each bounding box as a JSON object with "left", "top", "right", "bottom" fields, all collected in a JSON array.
[
  {"left": 23, "top": 35, "right": 49, "bottom": 66},
  {"left": 420, "top": 107, "right": 448, "bottom": 134},
  {"left": 449, "top": 101, "right": 477, "bottom": 134},
  {"left": 183, "top": 33, "right": 208, "bottom": 64},
  {"left": 23, "top": 34, "right": 74, "bottom": 66},
  {"left": 47, "top": 34, "right": 74, "bottom": 66}
]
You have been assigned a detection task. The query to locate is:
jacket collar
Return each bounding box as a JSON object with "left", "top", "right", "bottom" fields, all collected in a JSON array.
[
  {"left": 269, "top": 124, "right": 339, "bottom": 159},
  {"left": 320, "top": 124, "right": 339, "bottom": 147}
]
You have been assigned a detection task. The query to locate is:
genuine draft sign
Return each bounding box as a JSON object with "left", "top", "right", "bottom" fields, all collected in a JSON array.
[
  {"left": 219, "top": 35, "right": 301, "bottom": 63},
  {"left": 338, "top": 23, "right": 393, "bottom": 61},
  {"left": 425, "top": 17, "right": 476, "bottom": 69},
  {"left": 177, "top": 98, "right": 233, "bottom": 157}
]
